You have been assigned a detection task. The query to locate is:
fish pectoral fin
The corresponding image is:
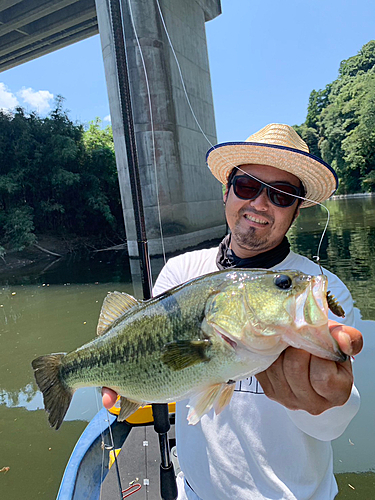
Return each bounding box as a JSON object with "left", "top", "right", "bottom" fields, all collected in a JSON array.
[
  {"left": 187, "top": 382, "right": 233, "bottom": 425},
  {"left": 213, "top": 381, "right": 236, "bottom": 415},
  {"left": 97, "top": 291, "right": 139, "bottom": 336},
  {"left": 161, "top": 340, "right": 211, "bottom": 371},
  {"left": 118, "top": 397, "right": 141, "bottom": 421}
]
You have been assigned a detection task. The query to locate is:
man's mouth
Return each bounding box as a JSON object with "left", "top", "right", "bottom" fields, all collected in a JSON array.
[{"left": 244, "top": 214, "right": 268, "bottom": 225}]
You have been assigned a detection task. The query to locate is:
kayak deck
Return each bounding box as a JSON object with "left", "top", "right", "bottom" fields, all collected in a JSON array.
[
  {"left": 101, "top": 423, "right": 177, "bottom": 499},
  {"left": 57, "top": 406, "right": 178, "bottom": 499}
]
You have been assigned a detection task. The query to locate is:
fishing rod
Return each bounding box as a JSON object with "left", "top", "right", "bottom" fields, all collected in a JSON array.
[{"left": 108, "top": 0, "right": 177, "bottom": 499}]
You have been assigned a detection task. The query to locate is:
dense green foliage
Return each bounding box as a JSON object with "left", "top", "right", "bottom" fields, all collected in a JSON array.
[
  {"left": 0, "top": 97, "right": 123, "bottom": 252},
  {"left": 294, "top": 40, "right": 375, "bottom": 194}
]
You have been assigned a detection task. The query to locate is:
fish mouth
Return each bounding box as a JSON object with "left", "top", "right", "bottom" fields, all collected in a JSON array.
[
  {"left": 286, "top": 324, "right": 348, "bottom": 362},
  {"left": 284, "top": 275, "right": 347, "bottom": 362},
  {"left": 218, "top": 331, "right": 238, "bottom": 349}
]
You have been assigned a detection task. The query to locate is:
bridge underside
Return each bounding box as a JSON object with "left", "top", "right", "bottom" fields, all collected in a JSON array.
[{"left": 0, "top": 0, "right": 98, "bottom": 73}]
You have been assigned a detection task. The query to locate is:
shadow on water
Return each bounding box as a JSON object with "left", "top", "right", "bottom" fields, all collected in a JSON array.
[
  {"left": 0, "top": 197, "right": 374, "bottom": 498},
  {"left": 0, "top": 249, "right": 133, "bottom": 287}
]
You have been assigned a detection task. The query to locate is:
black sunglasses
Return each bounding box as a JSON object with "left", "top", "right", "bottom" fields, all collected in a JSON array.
[{"left": 230, "top": 175, "right": 301, "bottom": 208}]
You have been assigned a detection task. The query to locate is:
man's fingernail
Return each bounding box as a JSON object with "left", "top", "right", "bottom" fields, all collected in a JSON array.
[{"left": 338, "top": 331, "right": 353, "bottom": 355}]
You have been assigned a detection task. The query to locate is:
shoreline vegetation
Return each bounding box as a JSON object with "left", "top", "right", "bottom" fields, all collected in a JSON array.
[
  {"left": 0, "top": 98, "right": 125, "bottom": 264},
  {"left": 331, "top": 192, "right": 375, "bottom": 200}
]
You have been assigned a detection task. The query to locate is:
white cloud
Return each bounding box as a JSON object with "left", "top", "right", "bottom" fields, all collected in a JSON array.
[
  {"left": 18, "top": 87, "right": 54, "bottom": 114},
  {"left": 104, "top": 114, "right": 111, "bottom": 122},
  {"left": 0, "top": 82, "right": 19, "bottom": 112}
]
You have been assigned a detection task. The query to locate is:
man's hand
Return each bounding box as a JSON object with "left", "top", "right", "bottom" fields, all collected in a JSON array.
[
  {"left": 102, "top": 321, "right": 363, "bottom": 414},
  {"left": 255, "top": 320, "right": 363, "bottom": 415}
]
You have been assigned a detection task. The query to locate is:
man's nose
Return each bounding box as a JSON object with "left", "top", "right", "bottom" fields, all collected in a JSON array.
[{"left": 249, "top": 189, "right": 269, "bottom": 210}]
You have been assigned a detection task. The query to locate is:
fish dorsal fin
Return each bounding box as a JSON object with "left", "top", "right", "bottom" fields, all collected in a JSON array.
[{"left": 97, "top": 291, "right": 139, "bottom": 336}]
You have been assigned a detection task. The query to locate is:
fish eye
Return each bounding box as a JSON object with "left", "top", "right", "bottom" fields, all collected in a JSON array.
[{"left": 274, "top": 274, "right": 293, "bottom": 290}]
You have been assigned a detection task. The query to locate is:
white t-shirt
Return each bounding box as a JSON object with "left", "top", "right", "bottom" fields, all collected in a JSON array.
[{"left": 153, "top": 247, "right": 360, "bottom": 500}]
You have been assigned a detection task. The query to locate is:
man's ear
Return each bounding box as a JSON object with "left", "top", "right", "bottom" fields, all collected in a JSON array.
[
  {"left": 292, "top": 206, "right": 300, "bottom": 222},
  {"left": 223, "top": 186, "right": 229, "bottom": 204}
]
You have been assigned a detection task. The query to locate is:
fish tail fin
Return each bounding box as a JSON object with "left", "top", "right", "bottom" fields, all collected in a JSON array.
[{"left": 31, "top": 354, "right": 73, "bottom": 430}]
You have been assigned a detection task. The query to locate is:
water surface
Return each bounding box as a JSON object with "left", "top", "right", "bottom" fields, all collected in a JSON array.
[{"left": 0, "top": 197, "right": 374, "bottom": 498}]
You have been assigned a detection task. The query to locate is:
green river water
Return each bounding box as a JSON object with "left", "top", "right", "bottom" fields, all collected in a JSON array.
[{"left": 0, "top": 196, "right": 374, "bottom": 498}]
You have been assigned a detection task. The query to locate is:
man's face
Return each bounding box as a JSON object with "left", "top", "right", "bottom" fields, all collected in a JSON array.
[{"left": 223, "top": 164, "right": 301, "bottom": 259}]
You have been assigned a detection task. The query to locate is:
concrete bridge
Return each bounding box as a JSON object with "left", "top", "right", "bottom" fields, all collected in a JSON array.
[{"left": 0, "top": 0, "right": 225, "bottom": 257}]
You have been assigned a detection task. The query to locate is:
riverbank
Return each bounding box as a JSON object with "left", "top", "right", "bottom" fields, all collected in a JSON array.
[
  {"left": 0, "top": 235, "right": 127, "bottom": 277},
  {"left": 331, "top": 192, "right": 375, "bottom": 200}
]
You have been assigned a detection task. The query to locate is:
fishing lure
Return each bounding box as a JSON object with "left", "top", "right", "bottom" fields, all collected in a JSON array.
[{"left": 327, "top": 291, "right": 345, "bottom": 318}]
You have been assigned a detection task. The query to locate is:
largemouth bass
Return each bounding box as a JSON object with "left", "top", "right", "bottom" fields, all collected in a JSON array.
[{"left": 32, "top": 269, "right": 346, "bottom": 429}]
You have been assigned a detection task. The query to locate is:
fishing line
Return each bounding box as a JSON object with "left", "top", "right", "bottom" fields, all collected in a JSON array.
[
  {"left": 106, "top": 408, "right": 125, "bottom": 499},
  {"left": 94, "top": 389, "right": 117, "bottom": 500},
  {"left": 154, "top": 0, "right": 217, "bottom": 151},
  {"left": 153, "top": 0, "right": 331, "bottom": 265},
  {"left": 102, "top": 2, "right": 140, "bottom": 497},
  {"left": 126, "top": 0, "right": 167, "bottom": 265}
]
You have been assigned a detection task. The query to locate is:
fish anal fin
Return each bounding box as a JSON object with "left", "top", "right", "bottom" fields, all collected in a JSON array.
[
  {"left": 97, "top": 291, "right": 139, "bottom": 336},
  {"left": 31, "top": 354, "right": 73, "bottom": 430},
  {"left": 213, "top": 381, "right": 236, "bottom": 415},
  {"left": 118, "top": 396, "right": 141, "bottom": 422},
  {"left": 161, "top": 340, "right": 211, "bottom": 371},
  {"left": 187, "top": 383, "right": 224, "bottom": 425},
  {"left": 187, "top": 381, "right": 237, "bottom": 425}
]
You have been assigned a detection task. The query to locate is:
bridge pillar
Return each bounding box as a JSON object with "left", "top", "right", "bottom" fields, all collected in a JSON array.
[{"left": 95, "top": 0, "right": 224, "bottom": 258}]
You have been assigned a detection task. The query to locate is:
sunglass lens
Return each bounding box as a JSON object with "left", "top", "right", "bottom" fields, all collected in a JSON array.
[
  {"left": 269, "top": 184, "right": 298, "bottom": 207},
  {"left": 233, "top": 177, "right": 261, "bottom": 200}
]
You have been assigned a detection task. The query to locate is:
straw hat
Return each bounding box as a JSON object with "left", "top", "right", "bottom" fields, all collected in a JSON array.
[{"left": 206, "top": 123, "right": 338, "bottom": 208}]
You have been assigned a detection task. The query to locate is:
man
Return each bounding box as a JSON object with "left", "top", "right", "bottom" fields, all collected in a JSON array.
[{"left": 103, "top": 124, "right": 363, "bottom": 499}]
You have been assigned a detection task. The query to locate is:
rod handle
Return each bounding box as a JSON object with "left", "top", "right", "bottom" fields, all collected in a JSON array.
[
  {"left": 160, "top": 463, "right": 178, "bottom": 500},
  {"left": 152, "top": 403, "right": 170, "bottom": 434}
]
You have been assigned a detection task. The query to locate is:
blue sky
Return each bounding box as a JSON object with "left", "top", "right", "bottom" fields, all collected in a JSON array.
[{"left": 1, "top": 0, "right": 375, "bottom": 142}]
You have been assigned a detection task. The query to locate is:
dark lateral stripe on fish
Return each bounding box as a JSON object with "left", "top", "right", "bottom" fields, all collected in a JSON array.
[
  {"left": 61, "top": 336, "right": 165, "bottom": 379},
  {"left": 61, "top": 353, "right": 99, "bottom": 377},
  {"left": 61, "top": 350, "right": 122, "bottom": 377}
]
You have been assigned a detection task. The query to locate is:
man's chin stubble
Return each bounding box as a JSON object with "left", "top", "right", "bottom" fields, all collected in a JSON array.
[{"left": 233, "top": 225, "right": 271, "bottom": 252}]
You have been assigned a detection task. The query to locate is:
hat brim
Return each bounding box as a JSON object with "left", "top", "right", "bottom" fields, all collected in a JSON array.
[{"left": 206, "top": 142, "right": 338, "bottom": 208}]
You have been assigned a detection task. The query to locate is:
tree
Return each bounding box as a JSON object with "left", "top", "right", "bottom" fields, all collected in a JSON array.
[
  {"left": 0, "top": 98, "right": 124, "bottom": 254},
  {"left": 295, "top": 40, "right": 375, "bottom": 194},
  {"left": 305, "top": 86, "right": 331, "bottom": 130}
]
